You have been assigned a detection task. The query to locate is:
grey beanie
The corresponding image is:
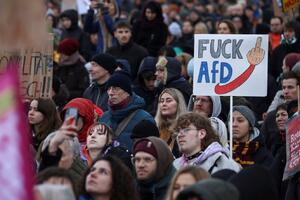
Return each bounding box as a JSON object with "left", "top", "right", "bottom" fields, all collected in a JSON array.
[{"left": 232, "top": 106, "right": 256, "bottom": 128}]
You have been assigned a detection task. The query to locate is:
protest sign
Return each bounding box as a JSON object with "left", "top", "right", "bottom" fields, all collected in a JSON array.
[
  {"left": 283, "top": 113, "right": 300, "bottom": 180},
  {"left": 0, "top": 36, "right": 53, "bottom": 99},
  {"left": 193, "top": 34, "right": 268, "bottom": 96},
  {"left": 282, "top": 0, "right": 300, "bottom": 13}
]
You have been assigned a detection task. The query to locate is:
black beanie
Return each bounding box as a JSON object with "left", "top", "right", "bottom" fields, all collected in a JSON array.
[
  {"left": 106, "top": 71, "right": 132, "bottom": 95},
  {"left": 91, "top": 53, "right": 117, "bottom": 75},
  {"left": 131, "top": 120, "right": 159, "bottom": 139}
]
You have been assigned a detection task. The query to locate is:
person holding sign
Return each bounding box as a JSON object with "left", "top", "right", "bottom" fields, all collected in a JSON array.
[{"left": 230, "top": 106, "right": 273, "bottom": 168}]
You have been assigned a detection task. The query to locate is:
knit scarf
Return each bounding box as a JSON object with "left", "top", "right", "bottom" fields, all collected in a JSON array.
[
  {"left": 233, "top": 140, "right": 260, "bottom": 168},
  {"left": 108, "top": 96, "right": 131, "bottom": 111}
]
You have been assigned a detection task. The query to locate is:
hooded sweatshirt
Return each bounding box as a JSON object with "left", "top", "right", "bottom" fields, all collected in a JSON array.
[
  {"left": 187, "top": 95, "right": 222, "bottom": 117},
  {"left": 134, "top": 137, "right": 175, "bottom": 200}
]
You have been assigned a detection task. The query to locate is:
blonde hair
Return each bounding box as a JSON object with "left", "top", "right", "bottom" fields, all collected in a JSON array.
[
  {"left": 166, "top": 166, "right": 210, "bottom": 200},
  {"left": 155, "top": 88, "right": 187, "bottom": 131},
  {"left": 194, "top": 22, "right": 208, "bottom": 34}
]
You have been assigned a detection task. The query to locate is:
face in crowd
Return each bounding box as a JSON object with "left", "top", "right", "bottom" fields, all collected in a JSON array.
[
  {"left": 85, "top": 160, "right": 112, "bottom": 196},
  {"left": 192, "top": 96, "right": 212, "bottom": 117},
  {"left": 87, "top": 124, "right": 111, "bottom": 151},
  {"left": 89, "top": 61, "right": 110, "bottom": 83},
  {"left": 172, "top": 173, "right": 197, "bottom": 199},
  {"left": 107, "top": 86, "right": 129, "bottom": 105},
  {"left": 28, "top": 100, "right": 44, "bottom": 125},
  {"left": 176, "top": 124, "right": 205, "bottom": 156},
  {"left": 114, "top": 27, "right": 131, "bottom": 46},
  {"left": 159, "top": 91, "right": 178, "bottom": 118},
  {"left": 232, "top": 111, "right": 251, "bottom": 142},
  {"left": 282, "top": 78, "right": 298, "bottom": 102},
  {"left": 275, "top": 108, "right": 288, "bottom": 132},
  {"left": 133, "top": 151, "right": 157, "bottom": 181}
]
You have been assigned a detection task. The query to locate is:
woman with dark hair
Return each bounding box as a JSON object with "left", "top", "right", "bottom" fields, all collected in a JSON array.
[
  {"left": 132, "top": 1, "right": 168, "bottom": 56},
  {"left": 28, "top": 98, "right": 62, "bottom": 150},
  {"left": 82, "top": 123, "right": 132, "bottom": 170},
  {"left": 79, "top": 155, "right": 139, "bottom": 200}
]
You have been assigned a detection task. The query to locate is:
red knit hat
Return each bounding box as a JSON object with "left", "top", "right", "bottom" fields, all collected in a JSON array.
[
  {"left": 58, "top": 38, "right": 79, "bottom": 56},
  {"left": 133, "top": 139, "right": 158, "bottom": 159}
]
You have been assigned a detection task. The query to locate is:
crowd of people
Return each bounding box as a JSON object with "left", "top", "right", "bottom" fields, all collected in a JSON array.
[{"left": 29, "top": 0, "right": 300, "bottom": 199}]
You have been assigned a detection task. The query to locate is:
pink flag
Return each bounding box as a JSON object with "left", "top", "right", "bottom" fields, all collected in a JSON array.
[{"left": 0, "top": 63, "right": 34, "bottom": 200}]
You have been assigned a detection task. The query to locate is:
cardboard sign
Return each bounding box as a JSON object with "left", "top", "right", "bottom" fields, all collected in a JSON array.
[
  {"left": 283, "top": 113, "right": 300, "bottom": 180},
  {"left": 282, "top": 0, "right": 300, "bottom": 12},
  {"left": 193, "top": 34, "right": 268, "bottom": 96},
  {"left": 0, "top": 37, "right": 53, "bottom": 99}
]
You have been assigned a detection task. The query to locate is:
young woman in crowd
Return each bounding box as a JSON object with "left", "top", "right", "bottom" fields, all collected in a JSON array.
[
  {"left": 82, "top": 122, "right": 132, "bottom": 170},
  {"left": 28, "top": 98, "right": 62, "bottom": 151},
  {"left": 79, "top": 155, "right": 139, "bottom": 200},
  {"left": 217, "top": 19, "right": 237, "bottom": 34},
  {"left": 166, "top": 166, "right": 210, "bottom": 200},
  {"left": 231, "top": 105, "right": 273, "bottom": 168},
  {"left": 155, "top": 88, "right": 187, "bottom": 157}
]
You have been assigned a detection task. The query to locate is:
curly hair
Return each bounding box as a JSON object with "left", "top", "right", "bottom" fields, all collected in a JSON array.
[
  {"left": 174, "top": 112, "right": 220, "bottom": 150},
  {"left": 80, "top": 155, "right": 139, "bottom": 200}
]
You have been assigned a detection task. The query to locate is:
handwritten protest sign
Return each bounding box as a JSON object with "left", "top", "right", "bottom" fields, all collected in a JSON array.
[
  {"left": 283, "top": 113, "right": 300, "bottom": 180},
  {"left": 193, "top": 34, "right": 268, "bottom": 96},
  {"left": 0, "top": 36, "right": 53, "bottom": 99},
  {"left": 282, "top": 0, "right": 300, "bottom": 13}
]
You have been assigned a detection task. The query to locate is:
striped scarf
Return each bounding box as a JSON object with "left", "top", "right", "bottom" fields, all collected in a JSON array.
[{"left": 233, "top": 141, "right": 260, "bottom": 168}]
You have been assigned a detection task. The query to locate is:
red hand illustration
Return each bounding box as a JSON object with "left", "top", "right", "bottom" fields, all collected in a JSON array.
[{"left": 215, "top": 37, "right": 265, "bottom": 94}]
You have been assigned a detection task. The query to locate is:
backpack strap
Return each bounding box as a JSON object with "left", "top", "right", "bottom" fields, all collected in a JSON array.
[{"left": 114, "top": 109, "right": 140, "bottom": 138}]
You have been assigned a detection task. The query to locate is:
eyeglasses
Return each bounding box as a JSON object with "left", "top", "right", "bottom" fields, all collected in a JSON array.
[
  {"left": 131, "top": 157, "right": 156, "bottom": 165},
  {"left": 192, "top": 97, "right": 211, "bottom": 104},
  {"left": 174, "top": 128, "right": 199, "bottom": 136}
]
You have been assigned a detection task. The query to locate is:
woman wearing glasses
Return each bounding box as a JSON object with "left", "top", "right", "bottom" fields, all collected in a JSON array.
[
  {"left": 155, "top": 88, "right": 187, "bottom": 157},
  {"left": 79, "top": 155, "right": 139, "bottom": 200}
]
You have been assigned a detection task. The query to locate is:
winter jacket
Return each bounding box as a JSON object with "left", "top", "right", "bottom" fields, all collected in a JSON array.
[
  {"left": 83, "top": 82, "right": 109, "bottom": 111},
  {"left": 60, "top": 9, "right": 92, "bottom": 61},
  {"left": 99, "top": 93, "right": 155, "bottom": 150},
  {"left": 132, "top": 1, "right": 168, "bottom": 56},
  {"left": 233, "top": 128, "right": 274, "bottom": 168},
  {"left": 106, "top": 39, "right": 149, "bottom": 80},
  {"left": 133, "top": 56, "right": 159, "bottom": 116},
  {"left": 174, "top": 142, "right": 241, "bottom": 173}
]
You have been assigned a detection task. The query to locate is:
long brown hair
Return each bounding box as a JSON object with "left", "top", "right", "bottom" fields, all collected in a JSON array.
[
  {"left": 31, "top": 98, "right": 62, "bottom": 142},
  {"left": 81, "top": 155, "right": 139, "bottom": 200}
]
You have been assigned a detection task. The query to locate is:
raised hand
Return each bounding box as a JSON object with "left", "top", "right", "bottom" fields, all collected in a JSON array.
[{"left": 246, "top": 37, "right": 265, "bottom": 65}]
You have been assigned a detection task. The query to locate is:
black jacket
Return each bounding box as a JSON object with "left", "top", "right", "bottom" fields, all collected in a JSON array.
[{"left": 106, "top": 40, "right": 149, "bottom": 80}]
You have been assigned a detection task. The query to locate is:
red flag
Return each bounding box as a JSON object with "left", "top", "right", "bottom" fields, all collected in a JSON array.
[{"left": 0, "top": 63, "right": 34, "bottom": 200}]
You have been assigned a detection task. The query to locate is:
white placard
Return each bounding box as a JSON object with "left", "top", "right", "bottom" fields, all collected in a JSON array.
[{"left": 193, "top": 34, "right": 268, "bottom": 97}]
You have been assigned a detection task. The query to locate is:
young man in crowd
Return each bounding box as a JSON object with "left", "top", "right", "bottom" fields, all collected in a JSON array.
[
  {"left": 173, "top": 112, "right": 240, "bottom": 173},
  {"left": 132, "top": 137, "right": 176, "bottom": 200},
  {"left": 83, "top": 53, "right": 117, "bottom": 111},
  {"left": 106, "top": 20, "right": 149, "bottom": 80}
]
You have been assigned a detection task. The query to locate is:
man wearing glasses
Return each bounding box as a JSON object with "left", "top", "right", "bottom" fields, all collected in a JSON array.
[
  {"left": 187, "top": 95, "right": 222, "bottom": 118},
  {"left": 132, "top": 137, "right": 175, "bottom": 200},
  {"left": 173, "top": 112, "right": 240, "bottom": 174}
]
